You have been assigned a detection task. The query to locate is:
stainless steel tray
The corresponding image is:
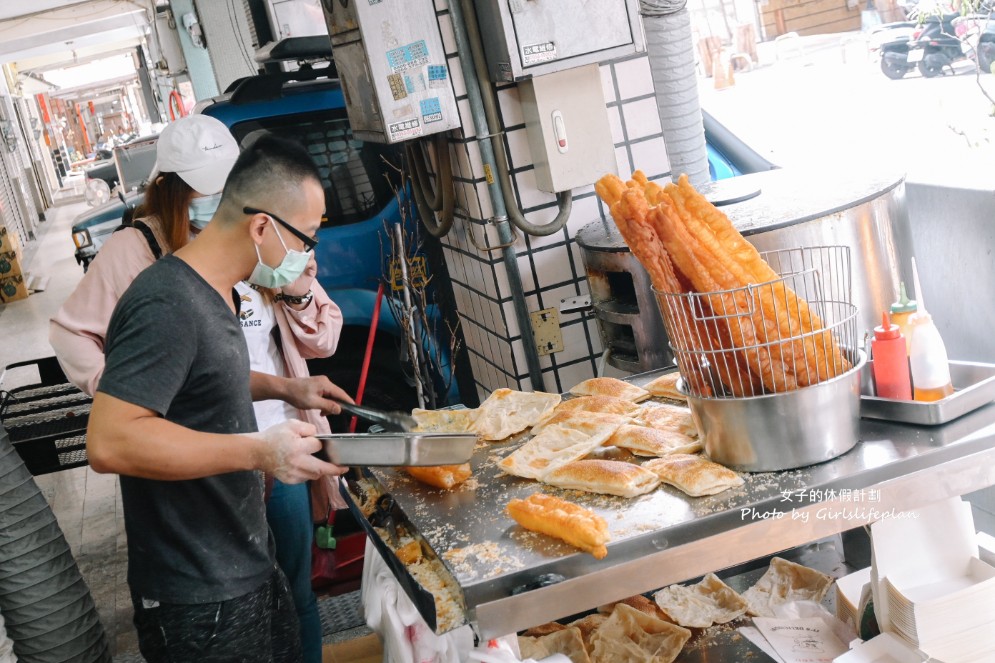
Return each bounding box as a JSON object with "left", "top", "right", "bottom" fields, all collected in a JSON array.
[
  {"left": 341, "top": 475, "right": 468, "bottom": 633},
  {"left": 316, "top": 433, "right": 476, "bottom": 466},
  {"left": 860, "top": 360, "right": 995, "bottom": 425}
]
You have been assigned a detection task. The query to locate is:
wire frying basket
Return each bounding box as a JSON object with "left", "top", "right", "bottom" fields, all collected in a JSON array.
[{"left": 655, "top": 245, "right": 859, "bottom": 399}]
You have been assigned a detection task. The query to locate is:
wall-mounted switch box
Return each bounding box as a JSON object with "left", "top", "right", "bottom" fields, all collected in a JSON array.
[{"left": 520, "top": 64, "right": 617, "bottom": 193}]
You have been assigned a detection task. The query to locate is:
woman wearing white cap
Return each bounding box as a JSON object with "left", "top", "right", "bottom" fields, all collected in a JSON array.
[
  {"left": 51, "top": 114, "right": 245, "bottom": 393},
  {"left": 50, "top": 115, "right": 342, "bottom": 662}
]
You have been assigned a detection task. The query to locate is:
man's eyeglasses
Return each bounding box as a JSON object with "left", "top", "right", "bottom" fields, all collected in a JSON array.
[{"left": 243, "top": 206, "right": 318, "bottom": 252}]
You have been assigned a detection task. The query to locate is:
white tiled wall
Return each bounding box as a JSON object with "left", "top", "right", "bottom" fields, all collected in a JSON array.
[{"left": 431, "top": 3, "right": 671, "bottom": 396}]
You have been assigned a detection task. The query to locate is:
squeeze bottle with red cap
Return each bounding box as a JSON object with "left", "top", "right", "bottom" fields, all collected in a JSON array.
[
  {"left": 871, "top": 312, "right": 913, "bottom": 400},
  {"left": 909, "top": 258, "right": 954, "bottom": 402}
]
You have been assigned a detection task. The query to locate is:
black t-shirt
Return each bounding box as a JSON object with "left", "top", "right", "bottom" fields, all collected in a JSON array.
[{"left": 98, "top": 255, "right": 272, "bottom": 604}]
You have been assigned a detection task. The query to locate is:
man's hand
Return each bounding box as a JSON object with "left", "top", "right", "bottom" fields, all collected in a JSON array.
[
  {"left": 283, "top": 375, "right": 354, "bottom": 415},
  {"left": 280, "top": 253, "right": 317, "bottom": 298},
  {"left": 253, "top": 419, "right": 347, "bottom": 484}
]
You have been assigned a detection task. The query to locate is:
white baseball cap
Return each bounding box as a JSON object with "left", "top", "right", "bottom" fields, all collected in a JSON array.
[{"left": 152, "top": 115, "right": 239, "bottom": 194}]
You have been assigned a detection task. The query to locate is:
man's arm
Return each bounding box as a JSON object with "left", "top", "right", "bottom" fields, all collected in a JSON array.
[
  {"left": 87, "top": 392, "right": 343, "bottom": 482},
  {"left": 249, "top": 371, "right": 354, "bottom": 415}
]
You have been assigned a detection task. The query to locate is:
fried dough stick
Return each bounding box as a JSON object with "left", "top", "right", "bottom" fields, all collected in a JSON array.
[
  {"left": 594, "top": 173, "right": 626, "bottom": 209},
  {"left": 597, "top": 177, "right": 709, "bottom": 395},
  {"left": 630, "top": 170, "right": 668, "bottom": 207},
  {"left": 596, "top": 176, "right": 679, "bottom": 293},
  {"left": 667, "top": 178, "right": 834, "bottom": 383},
  {"left": 596, "top": 174, "right": 762, "bottom": 396},
  {"left": 670, "top": 176, "right": 850, "bottom": 383},
  {"left": 507, "top": 493, "right": 609, "bottom": 559},
  {"left": 660, "top": 180, "right": 817, "bottom": 388},
  {"left": 649, "top": 199, "right": 799, "bottom": 392},
  {"left": 616, "top": 187, "right": 759, "bottom": 396},
  {"left": 597, "top": 176, "right": 713, "bottom": 395}
]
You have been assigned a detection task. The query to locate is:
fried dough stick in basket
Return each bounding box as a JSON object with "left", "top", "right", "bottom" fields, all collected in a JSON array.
[
  {"left": 633, "top": 170, "right": 802, "bottom": 390},
  {"left": 659, "top": 180, "right": 813, "bottom": 390},
  {"left": 596, "top": 176, "right": 710, "bottom": 396},
  {"left": 639, "top": 169, "right": 845, "bottom": 387},
  {"left": 598, "top": 174, "right": 761, "bottom": 397},
  {"left": 605, "top": 180, "right": 760, "bottom": 396},
  {"left": 668, "top": 176, "right": 851, "bottom": 384},
  {"left": 620, "top": 183, "right": 764, "bottom": 397},
  {"left": 649, "top": 196, "right": 799, "bottom": 392}
]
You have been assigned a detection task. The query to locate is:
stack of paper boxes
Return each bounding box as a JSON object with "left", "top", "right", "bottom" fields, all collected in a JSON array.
[
  {"left": 870, "top": 497, "right": 995, "bottom": 662},
  {"left": 0, "top": 224, "right": 27, "bottom": 303}
]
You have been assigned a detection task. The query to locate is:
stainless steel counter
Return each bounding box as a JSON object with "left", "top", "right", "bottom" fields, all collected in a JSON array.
[{"left": 350, "top": 369, "right": 995, "bottom": 639}]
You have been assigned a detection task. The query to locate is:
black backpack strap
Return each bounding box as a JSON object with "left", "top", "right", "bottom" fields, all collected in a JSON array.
[{"left": 131, "top": 220, "right": 163, "bottom": 260}]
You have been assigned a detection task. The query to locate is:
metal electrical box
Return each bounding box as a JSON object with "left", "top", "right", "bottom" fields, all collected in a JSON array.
[
  {"left": 153, "top": 11, "right": 187, "bottom": 76},
  {"left": 473, "top": 0, "right": 645, "bottom": 82},
  {"left": 520, "top": 65, "right": 616, "bottom": 193},
  {"left": 266, "top": 0, "right": 327, "bottom": 40},
  {"left": 322, "top": 0, "right": 460, "bottom": 144}
]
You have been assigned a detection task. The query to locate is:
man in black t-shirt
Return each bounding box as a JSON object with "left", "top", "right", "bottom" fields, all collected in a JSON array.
[{"left": 89, "top": 135, "right": 348, "bottom": 662}]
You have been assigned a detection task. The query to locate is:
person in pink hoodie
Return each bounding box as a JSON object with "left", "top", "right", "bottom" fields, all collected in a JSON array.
[{"left": 50, "top": 116, "right": 344, "bottom": 662}]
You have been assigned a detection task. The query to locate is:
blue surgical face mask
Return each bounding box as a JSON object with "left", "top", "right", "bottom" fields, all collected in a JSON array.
[
  {"left": 188, "top": 193, "right": 222, "bottom": 230},
  {"left": 247, "top": 220, "right": 310, "bottom": 289}
]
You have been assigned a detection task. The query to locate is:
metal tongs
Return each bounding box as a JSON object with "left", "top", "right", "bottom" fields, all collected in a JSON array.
[
  {"left": 334, "top": 400, "right": 417, "bottom": 432},
  {"left": 368, "top": 494, "right": 400, "bottom": 547}
]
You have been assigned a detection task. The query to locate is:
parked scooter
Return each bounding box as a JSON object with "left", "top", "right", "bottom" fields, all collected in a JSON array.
[
  {"left": 880, "top": 13, "right": 958, "bottom": 78},
  {"left": 880, "top": 13, "right": 993, "bottom": 78},
  {"left": 978, "top": 22, "right": 995, "bottom": 73}
]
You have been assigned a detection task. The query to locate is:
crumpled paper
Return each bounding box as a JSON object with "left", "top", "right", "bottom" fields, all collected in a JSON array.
[{"left": 739, "top": 600, "right": 858, "bottom": 663}]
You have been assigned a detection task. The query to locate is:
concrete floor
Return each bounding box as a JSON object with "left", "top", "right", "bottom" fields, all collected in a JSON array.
[{"left": 0, "top": 198, "right": 89, "bottom": 388}]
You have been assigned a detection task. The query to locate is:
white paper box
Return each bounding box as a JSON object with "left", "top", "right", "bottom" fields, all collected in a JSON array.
[{"left": 834, "top": 633, "right": 927, "bottom": 662}]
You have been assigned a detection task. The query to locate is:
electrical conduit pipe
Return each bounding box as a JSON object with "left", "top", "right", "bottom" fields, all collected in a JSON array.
[
  {"left": 458, "top": 0, "right": 573, "bottom": 237},
  {"left": 0, "top": 425, "right": 111, "bottom": 662},
  {"left": 640, "top": 0, "right": 711, "bottom": 188},
  {"left": 407, "top": 135, "right": 455, "bottom": 238},
  {"left": 447, "top": 0, "right": 547, "bottom": 391}
]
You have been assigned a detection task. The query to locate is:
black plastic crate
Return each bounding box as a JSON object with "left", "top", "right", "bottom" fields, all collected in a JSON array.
[
  {"left": 3, "top": 391, "right": 91, "bottom": 416},
  {"left": 9, "top": 432, "right": 89, "bottom": 476},
  {"left": 2, "top": 357, "right": 91, "bottom": 475},
  {"left": 4, "top": 383, "right": 81, "bottom": 404}
]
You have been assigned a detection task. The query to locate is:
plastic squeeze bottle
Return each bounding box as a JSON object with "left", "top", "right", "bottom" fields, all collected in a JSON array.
[
  {"left": 871, "top": 312, "right": 913, "bottom": 400},
  {"left": 908, "top": 259, "right": 954, "bottom": 402},
  {"left": 889, "top": 282, "right": 917, "bottom": 355}
]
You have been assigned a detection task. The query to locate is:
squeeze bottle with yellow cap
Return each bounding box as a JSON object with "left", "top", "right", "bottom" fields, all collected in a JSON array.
[
  {"left": 890, "top": 282, "right": 917, "bottom": 355},
  {"left": 909, "top": 259, "right": 954, "bottom": 402}
]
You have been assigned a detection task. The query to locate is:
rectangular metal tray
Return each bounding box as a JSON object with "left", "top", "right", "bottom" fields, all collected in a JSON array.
[
  {"left": 316, "top": 432, "right": 476, "bottom": 466},
  {"left": 860, "top": 360, "right": 995, "bottom": 425},
  {"left": 341, "top": 475, "right": 467, "bottom": 633}
]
